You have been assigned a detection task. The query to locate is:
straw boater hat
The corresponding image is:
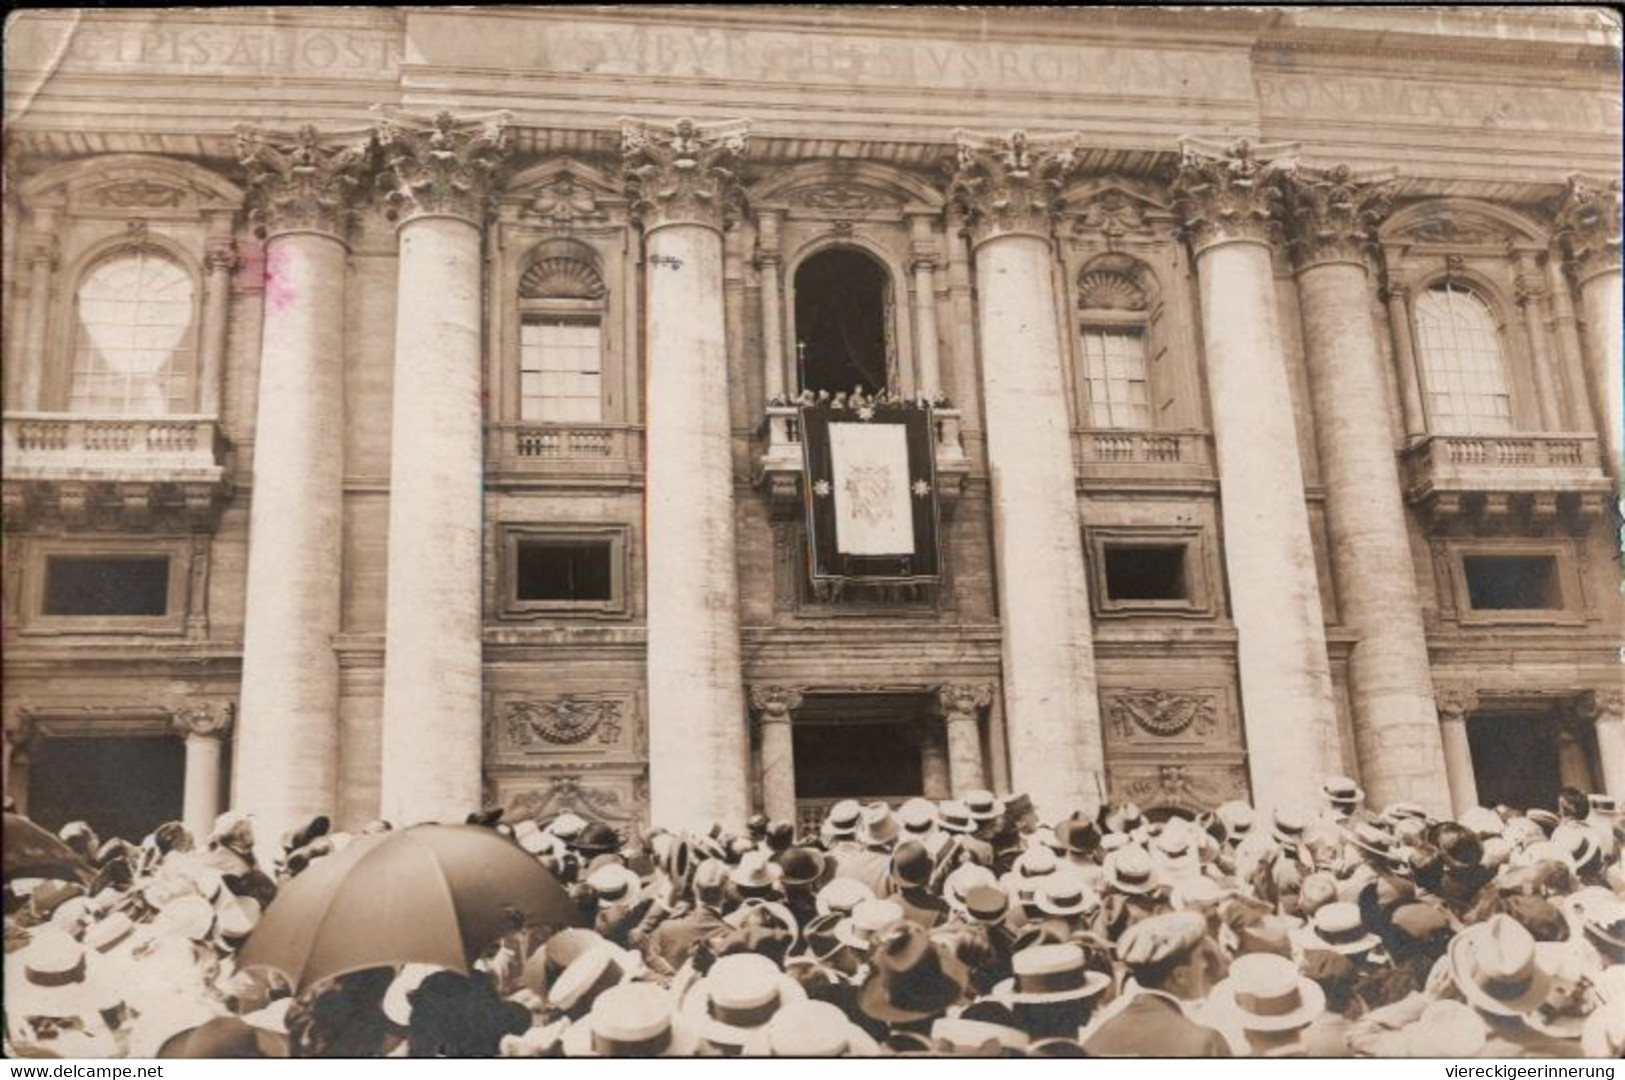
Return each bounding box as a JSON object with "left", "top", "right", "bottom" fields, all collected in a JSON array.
[
  {"left": 1562, "top": 887, "right": 1625, "bottom": 961},
  {"left": 1170, "top": 876, "right": 1231, "bottom": 913},
  {"left": 932, "top": 1001, "right": 1032, "bottom": 1054},
  {"left": 814, "top": 877, "right": 874, "bottom": 918},
  {"left": 725, "top": 899, "right": 799, "bottom": 944},
  {"left": 858, "top": 803, "right": 901, "bottom": 849},
  {"left": 1210, "top": 952, "right": 1326, "bottom": 1033},
  {"left": 1448, "top": 914, "right": 1555, "bottom": 1018},
  {"left": 549, "top": 943, "right": 645, "bottom": 1019},
  {"left": 823, "top": 800, "right": 863, "bottom": 840},
  {"left": 1270, "top": 807, "right": 1310, "bottom": 848},
  {"left": 562, "top": 983, "right": 700, "bottom": 1057},
  {"left": 586, "top": 862, "right": 642, "bottom": 905},
  {"left": 963, "top": 790, "right": 1004, "bottom": 824},
  {"left": 1296, "top": 902, "right": 1381, "bottom": 956},
  {"left": 1033, "top": 872, "right": 1100, "bottom": 919},
  {"left": 1347, "top": 821, "right": 1400, "bottom": 863},
  {"left": 546, "top": 813, "right": 589, "bottom": 842},
  {"left": 835, "top": 898, "right": 906, "bottom": 952},
  {"left": 937, "top": 800, "right": 976, "bottom": 834},
  {"left": 897, "top": 798, "right": 938, "bottom": 835},
  {"left": 743, "top": 1000, "right": 881, "bottom": 1057},
  {"left": 1215, "top": 800, "right": 1256, "bottom": 841},
  {"left": 961, "top": 885, "right": 1011, "bottom": 925},
  {"left": 1548, "top": 823, "right": 1602, "bottom": 874},
  {"left": 1400, "top": 999, "right": 1487, "bottom": 1058},
  {"left": 1104, "top": 803, "right": 1145, "bottom": 837},
  {"left": 1149, "top": 824, "right": 1201, "bottom": 881},
  {"left": 993, "top": 943, "right": 1111, "bottom": 1005},
  {"left": 5, "top": 930, "right": 125, "bottom": 1023},
  {"left": 1102, "top": 844, "right": 1159, "bottom": 896},
  {"left": 1321, "top": 776, "right": 1364, "bottom": 810},
  {"left": 943, "top": 863, "right": 997, "bottom": 910},
  {"left": 680, "top": 953, "right": 807, "bottom": 1048}
]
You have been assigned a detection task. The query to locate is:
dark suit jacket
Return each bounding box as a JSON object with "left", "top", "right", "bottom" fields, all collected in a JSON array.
[
  {"left": 1084, "top": 992, "right": 1232, "bottom": 1057},
  {"left": 646, "top": 905, "right": 731, "bottom": 971}
]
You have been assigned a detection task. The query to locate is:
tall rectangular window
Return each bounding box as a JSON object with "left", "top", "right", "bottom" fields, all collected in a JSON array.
[
  {"left": 519, "top": 318, "right": 602, "bottom": 423},
  {"left": 1080, "top": 328, "right": 1150, "bottom": 429}
]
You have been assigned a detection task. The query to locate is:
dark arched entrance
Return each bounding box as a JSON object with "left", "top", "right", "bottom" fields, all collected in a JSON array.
[{"left": 793, "top": 248, "right": 892, "bottom": 396}]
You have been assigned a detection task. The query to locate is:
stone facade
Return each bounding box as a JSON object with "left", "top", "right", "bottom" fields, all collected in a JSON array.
[{"left": 2, "top": 8, "right": 1620, "bottom": 844}]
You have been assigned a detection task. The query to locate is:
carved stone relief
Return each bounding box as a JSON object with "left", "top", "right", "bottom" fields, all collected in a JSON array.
[
  {"left": 504, "top": 698, "right": 625, "bottom": 749},
  {"left": 1106, "top": 690, "right": 1218, "bottom": 740}
]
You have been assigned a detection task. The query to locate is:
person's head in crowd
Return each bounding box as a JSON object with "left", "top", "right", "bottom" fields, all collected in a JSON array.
[
  {"left": 764, "top": 820, "right": 795, "bottom": 855},
  {"left": 1556, "top": 787, "right": 1590, "bottom": 822},
  {"left": 406, "top": 970, "right": 528, "bottom": 1057},
  {"left": 1117, "top": 912, "right": 1222, "bottom": 1001},
  {"left": 1212, "top": 952, "right": 1325, "bottom": 1056}
]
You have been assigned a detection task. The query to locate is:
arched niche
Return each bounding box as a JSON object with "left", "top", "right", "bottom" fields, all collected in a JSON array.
[{"left": 785, "top": 236, "right": 916, "bottom": 397}]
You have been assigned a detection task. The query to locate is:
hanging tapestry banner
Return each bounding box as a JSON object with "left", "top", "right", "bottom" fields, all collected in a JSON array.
[{"left": 800, "top": 404, "right": 941, "bottom": 584}]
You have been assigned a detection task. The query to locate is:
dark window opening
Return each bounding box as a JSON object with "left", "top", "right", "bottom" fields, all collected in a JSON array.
[
  {"left": 793, "top": 721, "right": 924, "bottom": 800},
  {"left": 1463, "top": 555, "right": 1561, "bottom": 610},
  {"left": 794, "top": 248, "right": 891, "bottom": 396},
  {"left": 28, "top": 735, "right": 186, "bottom": 842},
  {"left": 44, "top": 556, "right": 170, "bottom": 616},
  {"left": 516, "top": 541, "right": 612, "bottom": 602},
  {"left": 1103, "top": 544, "right": 1189, "bottom": 601}
]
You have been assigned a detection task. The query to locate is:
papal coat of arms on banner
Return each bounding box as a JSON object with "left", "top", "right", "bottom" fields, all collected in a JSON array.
[{"left": 800, "top": 403, "right": 941, "bottom": 584}]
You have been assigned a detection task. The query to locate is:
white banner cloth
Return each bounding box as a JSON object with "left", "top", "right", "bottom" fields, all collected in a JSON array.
[{"left": 828, "top": 421, "right": 915, "bottom": 556}]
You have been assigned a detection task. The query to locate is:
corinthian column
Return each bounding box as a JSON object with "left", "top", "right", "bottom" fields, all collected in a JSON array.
[
  {"left": 1173, "top": 138, "right": 1340, "bottom": 814},
  {"left": 1434, "top": 687, "right": 1480, "bottom": 816},
  {"left": 1554, "top": 174, "right": 1622, "bottom": 477},
  {"left": 234, "top": 125, "right": 369, "bottom": 847},
  {"left": 1278, "top": 164, "right": 1451, "bottom": 816},
  {"left": 375, "top": 111, "right": 510, "bottom": 825},
  {"left": 938, "top": 683, "right": 991, "bottom": 795},
  {"left": 173, "top": 703, "right": 234, "bottom": 840},
  {"left": 624, "top": 117, "right": 752, "bottom": 831},
  {"left": 749, "top": 686, "right": 802, "bottom": 825},
  {"left": 948, "top": 130, "right": 1106, "bottom": 822}
]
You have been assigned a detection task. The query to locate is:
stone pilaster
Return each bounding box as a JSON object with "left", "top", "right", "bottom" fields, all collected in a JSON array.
[
  {"left": 16, "top": 209, "right": 59, "bottom": 409},
  {"left": 948, "top": 129, "right": 1105, "bottom": 823},
  {"left": 1512, "top": 258, "right": 1567, "bottom": 431},
  {"left": 625, "top": 116, "right": 752, "bottom": 831},
  {"left": 937, "top": 683, "right": 992, "bottom": 796},
  {"left": 198, "top": 216, "right": 237, "bottom": 417},
  {"left": 754, "top": 210, "right": 787, "bottom": 401},
  {"left": 1278, "top": 163, "right": 1452, "bottom": 816},
  {"left": 1554, "top": 174, "right": 1623, "bottom": 475},
  {"left": 749, "top": 686, "right": 803, "bottom": 824},
  {"left": 172, "top": 703, "right": 234, "bottom": 841},
  {"left": 1580, "top": 689, "right": 1625, "bottom": 797},
  {"left": 372, "top": 112, "right": 509, "bottom": 826},
  {"left": 1173, "top": 138, "right": 1341, "bottom": 814},
  {"left": 1434, "top": 687, "right": 1481, "bottom": 816},
  {"left": 908, "top": 213, "right": 944, "bottom": 399},
  {"left": 233, "top": 124, "right": 369, "bottom": 848}
]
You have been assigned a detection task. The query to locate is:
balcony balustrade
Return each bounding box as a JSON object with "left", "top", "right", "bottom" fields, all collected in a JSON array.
[{"left": 1400, "top": 432, "right": 1612, "bottom": 528}]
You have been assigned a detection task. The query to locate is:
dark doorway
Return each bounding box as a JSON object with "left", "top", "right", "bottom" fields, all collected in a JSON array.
[
  {"left": 1467, "top": 714, "right": 1561, "bottom": 811},
  {"left": 794, "top": 721, "right": 924, "bottom": 800},
  {"left": 28, "top": 735, "right": 186, "bottom": 842},
  {"left": 793, "top": 248, "right": 892, "bottom": 396}
]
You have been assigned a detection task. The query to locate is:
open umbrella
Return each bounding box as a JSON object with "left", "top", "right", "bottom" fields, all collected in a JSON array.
[
  {"left": 238, "top": 824, "right": 583, "bottom": 991},
  {"left": 4, "top": 813, "right": 94, "bottom": 885}
]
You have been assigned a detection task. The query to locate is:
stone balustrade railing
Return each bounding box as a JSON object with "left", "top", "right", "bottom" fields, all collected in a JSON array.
[
  {"left": 762, "top": 405, "right": 966, "bottom": 462},
  {"left": 491, "top": 423, "right": 644, "bottom": 473},
  {"left": 1072, "top": 428, "right": 1213, "bottom": 479},
  {"left": 3, "top": 413, "right": 225, "bottom": 479},
  {"left": 1399, "top": 431, "right": 1611, "bottom": 525}
]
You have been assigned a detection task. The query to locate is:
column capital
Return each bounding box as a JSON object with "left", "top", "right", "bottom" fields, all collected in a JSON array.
[
  {"left": 947, "top": 128, "right": 1081, "bottom": 247},
  {"left": 172, "top": 701, "right": 235, "bottom": 739},
  {"left": 621, "top": 116, "right": 750, "bottom": 234},
  {"left": 205, "top": 236, "right": 241, "bottom": 276},
  {"left": 748, "top": 684, "right": 804, "bottom": 722},
  {"left": 376, "top": 110, "right": 512, "bottom": 228},
  {"left": 1577, "top": 687, "right": 1625, "bottom": 724},
  {"left": 938, "top": 683, "right": 994, "bottom": 717},
  {"left": 25, "top": 232, "right": 59, "bottom": 270},
  {"left": 1277, "top": 162, "right": 1393, "bottom": 272},
  {"left": 1433, "top": 685, "right": 1478, "bottom": 724},
  {"left": 1172, "top": 136, "right": 1298, "bottom": 255},
  {"left": 1552, "top": 172, "right": 1622, "bottom": 284},
  {"left": 237, "top": 124, "right": 372, "bottom": 241}
]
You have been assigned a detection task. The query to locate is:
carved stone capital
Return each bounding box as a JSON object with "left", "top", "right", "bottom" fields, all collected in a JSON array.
[
  {"left": 376, "top": 110, "right": 511, "bottom": 227},
  {"left": 1580, "top": 687, "right": 1625, "bottom": 725},
  {"left": 748, "top": 685, "right": 804, "bottom": 722},
  {"left": 621, "top": 116, "right": 750, "bottom": 233},
  {"left": 1277, "top": 162, "right": 1393, "bottom": 271},
  {"left": 1513, "top": 273, "right": 1548, "bottom": 308},
  {"left": 26, "top": 231, "right": 60, "bottom": 270},
  {"left": 938, "top": 683, "right": 994, "bottom": 718},
  {"left": 1553, "top": 172, "right": 1622, "bottom": 284},
  {"left": 237, "top": 124, "right": 372, "bottom": 241},
  {"left": 947, "top": 129, "right": 1081, "bottom": 246},
  {"left": 1172, "top": 137, "right": 1297, "bottom": 255},
  {"left": 171, "top": 702, "right": 234, "bottom": 739},
  {"left": 1434, "top": 686, "right": 1479, "bottom": 724},
  {"left": 205, "top": 238, "right": 241, "bottom": 276}
]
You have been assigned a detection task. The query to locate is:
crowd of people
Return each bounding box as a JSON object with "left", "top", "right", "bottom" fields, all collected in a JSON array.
[{"left": 5, "top": 778, "right": 1623, "bottom": 1058}]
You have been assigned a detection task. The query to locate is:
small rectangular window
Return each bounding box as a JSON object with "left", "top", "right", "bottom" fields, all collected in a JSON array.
[
  {"left": 43, "top": 556, "right": 170, "bottom": 616},
  {"left": 1463, "top": 555, "right": 1562, "bottom": 610},
  {"left": 1103, "top": 544, "right": 1189, "bottom": 601},
  {"left": 516, "top": 541, "right": 612, "bottom": 602},
  {"left": 520, "top": 317, "right": 602, "bottom": 423}
]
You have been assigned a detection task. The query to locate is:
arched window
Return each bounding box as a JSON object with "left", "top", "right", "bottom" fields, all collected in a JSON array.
[
  {"left": 1413, "top": 283, "right": 1512, "bottom": 434},
  {"left": 517, "top": 246, "right": 607, "bottom": 423},
  {"left": 68, "top": 251, "right": 196, "bottom": 415},
  {"left": 793, "top": 248, "right": 893, "bottom": 396},
  {"left": 1077, "top": 269, "right": 1151, "bottom": 429}
]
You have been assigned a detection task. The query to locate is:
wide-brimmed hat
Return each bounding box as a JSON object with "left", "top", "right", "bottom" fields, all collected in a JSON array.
[
  {"left": 82, "top": 912, "right": 137, "bottom": 955},
  {"left": 857, "top": 923, "right": 965, "bottom": 1023},
  {"left": 1270, "top": 807, "right": 1310, "bottom": 848},
  {"left": 788, "top": 913, "right": 847, "bottom": 965},
  {"left": 1548, "top": 823, "right": 1602, "bottom": 873},
  {"left": 1211, "top": 952, "right": 1326, "bottom": 1033},
  {"left": 1103, "top": 845, "right": 1158, "bottom": 896},
  {"left": 835, "top": 898, "right": 906, "bottom": 951},
  {"left": 814, "top": 877, "right": 874, "bottom": 917},
  {"left": 1458, "top": 807, "right": 1505, "bottom": 839},
  {"left": 562, "top": 983, "right": 701, "bottom": 1057},
  {"left": 1563, "top": 887, "right": 1625, "bottom": 959},
  {"left": 680, "top": 952, "right": 807, "bottom": 1047},
  {"left": 549, "top": 943, "right": 644, "bottom": 1018},
  {"left": 1170, "top": 876, "right": 1231, "bottom": 912},
  {"left": 993, "top": 943, "right": 1111, "bottom": 1005},
  {"left": 1215, "top": 800, "right": 1255, "bottom": 840},
  {"left": 823, "top": 800, "right": 863, "bottom": 838},
  {"left": 1321, "top": 776, "right": 1364, "bottom": 809},
  {"left": 963, "top": 790, "right": 1004, "bottom": 823},
  {"left": 943, "top": 863, "right": 997, "bottom": 909},
  {"left": 572, "top": 823, "right": 622, "bottom": 857},
  {"left": 889, "top": 840, "right": 934, "bottom": 889},
  {"left": 1033, "top": 872, "right": 1099, "bottom": 918},
  {"left": 1296, "top": 902, "right": 1380, "bottom": 956},
  {"left": 857, "top": 803, "right": 900, "bottom": 849},
  {"left": 585, "top": 862, "right": 642, "bottom": 905},
  {"left": 1347, "top": 821, "right": 1400, "bottom": 863},
  {"left": 961, "top": 885, "right": 1010, "bottom": 925},
  {"left": 1149, "top": 825, "right": 1201, "bottom": 880},
  {"left": 777, "top": 846, "right": 830, "bottom": 890},
  {"left": 897, "top": 798, "right": 938, "bottom": 835},
  {"left": 933, "top": 1001, "right": 1032, "bottom": 1054},
  {"left": 744, "top": 1000, "right": 880, "bottom": 1057},
  {"left": 937, "top": 801, "right": 976, "bottom": 834},
  {"left": 519, "top": 928, "right": 605, "bottom": 998},
  {"left": 725, "top": 898, "right": 799, "bottom": 944},
  {"left": 5, "top": 930, "right": 125, "bottom": 1021},
  {"left": 1448, "top": 914, "right": 1554, "bottom": 1017}
]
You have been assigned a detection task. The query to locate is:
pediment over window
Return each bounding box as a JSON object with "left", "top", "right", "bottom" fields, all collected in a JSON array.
[
  {"left": 1381, "top": 198, "right": 1547, "bottom": 249},
  {"left": 749, "top": 160, "right": 943, "bottom": 214},
  {"left": 504, "top": 158, "right": 623, "bottom": 224},
  {"left": 21, "top": 154, "right": 243, "bottom": 215},
  {"left": 1064, "top": 179, "right": 1173, "bottom": 238}
]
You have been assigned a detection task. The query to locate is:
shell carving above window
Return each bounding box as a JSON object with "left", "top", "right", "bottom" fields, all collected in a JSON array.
[
  {"left": 519, "top": 256, "right": 606, "bottom": 301},
  {"left": 1078, "top": 270, "right": 1147, "bottom": 312}
]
